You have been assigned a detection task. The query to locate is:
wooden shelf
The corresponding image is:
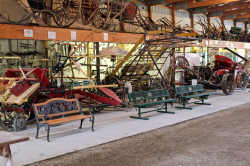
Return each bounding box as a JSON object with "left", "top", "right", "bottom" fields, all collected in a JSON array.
[{"left": 0, "top": 24, "right": 142, "bottom": 44}]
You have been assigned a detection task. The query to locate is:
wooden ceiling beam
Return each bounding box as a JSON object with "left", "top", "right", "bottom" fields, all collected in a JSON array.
[
  {"left": 188, "top": 0, "right": 241, "bottom": 9},
  {"left": 236, "top": 13, "right": 250, "bottom": 19},
  {"left": 145, "top": 0, "right": 185, "bottom": 6},
  {"left": 222, "top": 7, "right": 250, "bottom": 18},
  {"left": 207, "top": 1, "right": 250, "bottom": 13},
  {"left": 166, "top": 0, "right": 185, "bottom": 3}
]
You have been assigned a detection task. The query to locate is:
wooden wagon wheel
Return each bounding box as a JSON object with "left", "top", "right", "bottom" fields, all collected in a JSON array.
[
  {"left": 92, "top": 8, "right": 106, "bottom": 29},
  {"left": 81, "top": 0, "right": 100, "bottom": 25},
  {"left": 52, "top": 0, "right": 79, "bottom": 27}
]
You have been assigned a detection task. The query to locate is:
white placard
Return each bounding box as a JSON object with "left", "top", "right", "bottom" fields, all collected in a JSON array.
[
  {"left": 71, "top": 31, "right": 76, "bottom": 41},
  {"left": 24, "top": 29, "right": 33, "bottom": 38},
  {"left": 48, "top": 31, "right": 56, "bottom": 39},
  {"left": 104, "top": 33, "right": 108, "bottom": 41},
  {"left": 192, "top": 79, "right": 197, "bottom": 85}
]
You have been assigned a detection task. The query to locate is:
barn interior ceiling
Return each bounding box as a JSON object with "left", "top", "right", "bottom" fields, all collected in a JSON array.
[{"left": 135, "top": 0, "right": 250, "bottom": 22}]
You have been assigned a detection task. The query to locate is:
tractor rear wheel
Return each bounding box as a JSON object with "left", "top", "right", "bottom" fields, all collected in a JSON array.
[{"left": 221, "top": 73, "right": 234, "bottom": 95}]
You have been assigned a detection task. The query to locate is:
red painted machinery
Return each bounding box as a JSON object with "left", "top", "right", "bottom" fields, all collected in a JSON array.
[
  {"left": 0, "top": 67, "right": 121, "bottom": 131},
  {"left": 194, "top": 54, "right": 248, "bottom": 95}
]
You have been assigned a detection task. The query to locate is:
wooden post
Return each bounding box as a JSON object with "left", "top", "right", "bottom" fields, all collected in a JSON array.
[
  {"left": 207, "top": 14, "right": 210, "bottom": 27},
  {"left": 171, "top": 7, "right": 175, "bottom": 25},
  {"left": 95, "top": 42, "right": 100, "bottom": 84},
  {"left": 147, "top": 5, "right": 152, "bottom": 19},
  {"left": 87, "top": 42, "right": 91, "bottom": 78},
  {"left": 189, "top": 10, "right": 194, "bottom": 32},
  {"left": 244, "top": 22, "right": 248, "bottom": 33},
  {"left": 233, "top": 20, "right": 237, "bottom": 27},
  {"left": 220, "top": 17, "right": 224, "bottom": 26},
  {"left": 220, "top": 17, "right": 225, "bottom": 33}
]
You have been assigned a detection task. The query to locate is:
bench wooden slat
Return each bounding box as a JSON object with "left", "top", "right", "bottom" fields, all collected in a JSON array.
[
  {"left": 40, "top": 115, "right": 92, "bottom": 125},
  {"left": 38, "top": 110, "right": 82, "bottom": 119}
]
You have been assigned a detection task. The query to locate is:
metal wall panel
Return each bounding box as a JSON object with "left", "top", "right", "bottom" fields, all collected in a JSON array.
[
  {"left": 152, "top": 5, "right": 171, "bottom": 22},
  {"left": 175, "top": 10, "right": 190, "bottom": 27}
]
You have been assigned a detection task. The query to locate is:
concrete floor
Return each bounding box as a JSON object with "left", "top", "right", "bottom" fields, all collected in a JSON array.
[
  {"left": 27, "top": 102, "right": 250, "bottom": 166},
  {"left": 0, "top": 89, "right": 249, "bottom": 166}
]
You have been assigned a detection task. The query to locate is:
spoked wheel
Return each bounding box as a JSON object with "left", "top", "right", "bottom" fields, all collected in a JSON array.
[
  {"left": 0, "top": 106, "right": 30, "bottom": 131},
  {"left": 221, "top": 73, "right": 234, "bottom": 95},
  {"left": 81, "top": 0, "right": 100, "bottom": 25},
  {"left": 52, "top": 0, "right": 79, "bottom": 27},
  {"left": 236, "top": 72, "right": 248, "bottom": 89},
  {"left": 13, "top": 113, "right": 27, "bottom": 131},
  {"left": 92, "top": 9, "right": 106, "bottom": 29}
]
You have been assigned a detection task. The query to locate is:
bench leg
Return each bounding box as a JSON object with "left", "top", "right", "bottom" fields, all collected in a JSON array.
[
  {"left": 35, "top": 124, "right": 40, "bottom": 139},
  {"left": 194, "top": 98, "right": 211, "bottom": 105},
  {"left": 47, "top": 125, "right": 50, "bottom": 142},
  {"left": 158, "top": 103, "right": 175, "bottom": 114},
  {"left": 130, "top": 108, "right": 149, "bottom": 120},
  {"left": 175, "top": 100, "right": 192, "bottom": 110},
  {"left": 91, "top": 115, "right": 95, "bottom": 132},
  {"left": 79, "top": 119, "right": 84, "bottom": 129}
]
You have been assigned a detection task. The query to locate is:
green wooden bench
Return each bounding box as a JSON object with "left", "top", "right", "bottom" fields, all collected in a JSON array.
[
  {"left": 175, "top": 84, "right": 212, "bottom": 110},
  {"left": 128, "top": 89, "right": 175, "bottom": 120}
]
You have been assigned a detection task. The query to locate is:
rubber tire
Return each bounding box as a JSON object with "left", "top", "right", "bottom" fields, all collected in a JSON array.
[
  {"left": 13, "top": 113, "right": 27, "bottom": 131},
  {"left": 221, "top": 73, "right": 234, "bottom": 95}
]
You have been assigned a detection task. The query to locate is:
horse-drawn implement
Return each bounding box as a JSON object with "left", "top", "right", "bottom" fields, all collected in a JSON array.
[
  {"left": 0, "top": 0, "right": 143, "bottom": 31},
  {"left": 0, "top": 66, "right": 121, "bottom": 131}
]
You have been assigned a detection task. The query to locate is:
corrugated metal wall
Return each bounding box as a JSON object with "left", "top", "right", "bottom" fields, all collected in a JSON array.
[
  {"left": 224, "top": 20, "right": 234, "bottom": 31},
  {"left": 237, "top": 22, "right": 245, "bottom": 31},
  {"left": 152, "top": 5, "right": 171, "bottom": 22},
  {"left": 175, "top": 10, "right": 190, "bottom": 27},
  {"left": 210, "top": 17, "right": 221, "bottom": 27},
  {"left": 194, "top": 14, "right": 204, "bottom": 32},
  {"left": 137, "top": 4, "right": 147, "bottom": 17}
]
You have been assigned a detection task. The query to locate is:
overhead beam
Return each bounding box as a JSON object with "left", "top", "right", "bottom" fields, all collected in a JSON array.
[
  {"left": 222, "top": 7, "right": 250, "bottom": 18},
  {"left": 0, "top": 24, "right": 142, "bottom": 43},
  {"left": 188, "top": 0, "right": 240, "bottom": 9},
  {"left": 207, "top": 1, "right": 250, "bottom": 13},
  {"left": 236, "top": 14, "right": 250, "bottom": 19},
  {"left": 175, "top": 0, "right": 241, "bottom": 9},
  {"left": 145, "top": 0, "right": 184, "bottom": 6},
  {"left": 234, "top": 18, "right": 249, "bottom": 22}
]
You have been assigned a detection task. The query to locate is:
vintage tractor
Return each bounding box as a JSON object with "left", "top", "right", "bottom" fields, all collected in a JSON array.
[
  {"left": 205, "top": 55, "right": 235, "bottom": 95},
  {"left": 176, "top": 51, "right": 249, "bottom": 95},
  {"left": 194, "top": 54, "right": 248, "bottom": 95}
]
